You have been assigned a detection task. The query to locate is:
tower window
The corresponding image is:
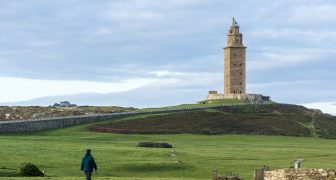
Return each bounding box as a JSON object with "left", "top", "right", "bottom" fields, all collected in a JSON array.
[
  {"left": 240, "top": 72, "right": 242, "bottom": 75},
  {"left": 240, "top": 83, "right": 242, "bottom": 85},
  {"left": 240, "top": 64, "right": 242, "bottom": 66},
  {"left": 234, "top": 64, "right": 236, "bottom": 66},
  {"left": 240, "top": 91, "right": 242, "bottom": 94},
  {"left": 233, "top": 91, "right": 236, "bottom": 94}
]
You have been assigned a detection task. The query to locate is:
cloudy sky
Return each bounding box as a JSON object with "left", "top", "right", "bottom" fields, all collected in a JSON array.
[{"left": 0, "top": 0, "right": 335, "bottom": 113}]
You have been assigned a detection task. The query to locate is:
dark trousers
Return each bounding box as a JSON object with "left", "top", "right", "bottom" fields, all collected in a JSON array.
[{"left": 85, "top": 171, "right": 92, "bottom": 180}]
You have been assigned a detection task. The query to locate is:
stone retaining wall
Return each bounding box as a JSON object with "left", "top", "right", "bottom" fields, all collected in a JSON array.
[
  {"left": 0, "top": 112, "right": 130, "bottom": 133},
  {"left": 264, "top": 168, "right": 336, "bottom": 180}
]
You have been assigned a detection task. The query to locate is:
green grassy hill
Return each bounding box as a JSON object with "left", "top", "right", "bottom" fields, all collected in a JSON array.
[
  {"left": 1, "top": 103, "right": 336, "bottom": 179},
  {"left": 1, "top": 123, "right": 336, "bottom": 180},
  {"left": 90, "top": 103, "right": 336, "bottom": 139},
  {"left": 141, "top": 99, "right": 243, "bottom": 110}
]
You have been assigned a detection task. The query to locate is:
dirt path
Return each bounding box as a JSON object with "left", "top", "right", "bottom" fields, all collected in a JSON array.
[{"left": 309, "top": 113, "right": 318, "bottom": 138}]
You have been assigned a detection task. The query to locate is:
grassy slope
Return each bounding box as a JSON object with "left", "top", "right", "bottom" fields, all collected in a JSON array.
[
  {"left": 1, "top": 118, "right": 336, "bottom": 180},
  {"left": 0, "top": 99, "right": 241, "bottom": 121},
  {"left": 90, "top": 104, "right": 336, "bottom": 138},
  {"left": 141, "top": 99, "right": 243, "bottom": 111},
  {"left": 314, "top": 113, "right": 336, "bottom": 139}
]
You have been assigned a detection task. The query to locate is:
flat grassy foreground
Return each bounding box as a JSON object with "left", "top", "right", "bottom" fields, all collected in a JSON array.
[{"left": 1, "top": 120, "right": 336, "bottom": 180}]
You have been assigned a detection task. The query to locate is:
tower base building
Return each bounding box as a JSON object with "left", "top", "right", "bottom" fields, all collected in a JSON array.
[{"left": 206, "top": 90, "right": 270, "bottom": 102}]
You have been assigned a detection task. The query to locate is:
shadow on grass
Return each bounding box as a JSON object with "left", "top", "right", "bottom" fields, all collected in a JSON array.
[{"left": 0, "top": 167, "right": 20, "bottom": 177}]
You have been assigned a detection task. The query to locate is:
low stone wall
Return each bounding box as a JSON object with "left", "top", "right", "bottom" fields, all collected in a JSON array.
[
  {"left": 0, "top": 103, "right": 251, "bottom": 133},
  {"left": 0, "top": 113, "right": 131, "bottom": 133},
  {"left": 264, "top": 168, "right": 336, "bottom": 180}
]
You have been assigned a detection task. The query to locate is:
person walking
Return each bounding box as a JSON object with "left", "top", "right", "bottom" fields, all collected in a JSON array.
[{"left": 81, "top": 149, "right": 97, "bottom": 180}]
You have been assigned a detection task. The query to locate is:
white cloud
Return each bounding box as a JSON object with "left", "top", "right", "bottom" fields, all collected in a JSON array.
[
  {"left": 291, "top": 4, "right": 336, "bottom": 22},
  {"left": 248, "top": 48, "right": 335, "bottom": 70},
  {"left": 249, "top": 28, "right": 336, "bottom": 42},
  {"left": 249, "top": 52, "right": 311, "bottom": 70},
  {"left": 147, "top": 70, "right": 222, "bottom": 88},
  {"left": 249, "top": 80, "right": 313, "bottom": 89},
  {"left": 0, "top": 70, "right": 221, "bottom": 103},
  {"left": 0, "top": 0, "right": 336, "bottom": 106},
  {"left": 103, "top": 10, "right": 163, "bottom": 21},
  {"left": 148, "top": 70, "right": 185, "bottom": 77},
  {"left": 301, "top": 102, "right": 336, "bottom": 115},
  {"left": 0, "top": 77, "right": 157, "bottom": 103}
]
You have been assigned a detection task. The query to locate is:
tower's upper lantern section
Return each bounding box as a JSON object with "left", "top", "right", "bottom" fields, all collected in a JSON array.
[{"left": 226, "top": 17, "right": 245, "bottom": 47}]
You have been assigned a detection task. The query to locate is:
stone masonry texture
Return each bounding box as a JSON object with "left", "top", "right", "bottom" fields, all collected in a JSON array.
[
  {"left": 224, "top": 18, "right": 246, "bottom": 95},
  {"left": 264, "top": 168, "right": 336, "bottom": 180}
]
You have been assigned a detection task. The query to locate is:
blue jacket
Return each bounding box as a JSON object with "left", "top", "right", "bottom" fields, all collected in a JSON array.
[{"left": 81, "top": 153, "right": 97, "bottom": 172}]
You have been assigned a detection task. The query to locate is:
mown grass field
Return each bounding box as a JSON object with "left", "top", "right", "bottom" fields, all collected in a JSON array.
[{"left": 1, "top": 113, "right": 336, "bottom": 180}]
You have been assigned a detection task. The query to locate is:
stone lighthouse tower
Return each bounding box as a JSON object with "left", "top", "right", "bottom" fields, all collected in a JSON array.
[
  {"left": 224, "top": 17, "right": 246, "bottom": 96},
  {"left": 204, "top": 18, "right": 270, "bottom": 102}
]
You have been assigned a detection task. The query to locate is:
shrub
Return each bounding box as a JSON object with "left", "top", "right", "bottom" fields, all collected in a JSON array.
[
  {"left": 20, "top": 163, "right": 44, "bottom": 177},
  {"left": 137, "top": 142, "right": 173, "bottom": 148}
]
